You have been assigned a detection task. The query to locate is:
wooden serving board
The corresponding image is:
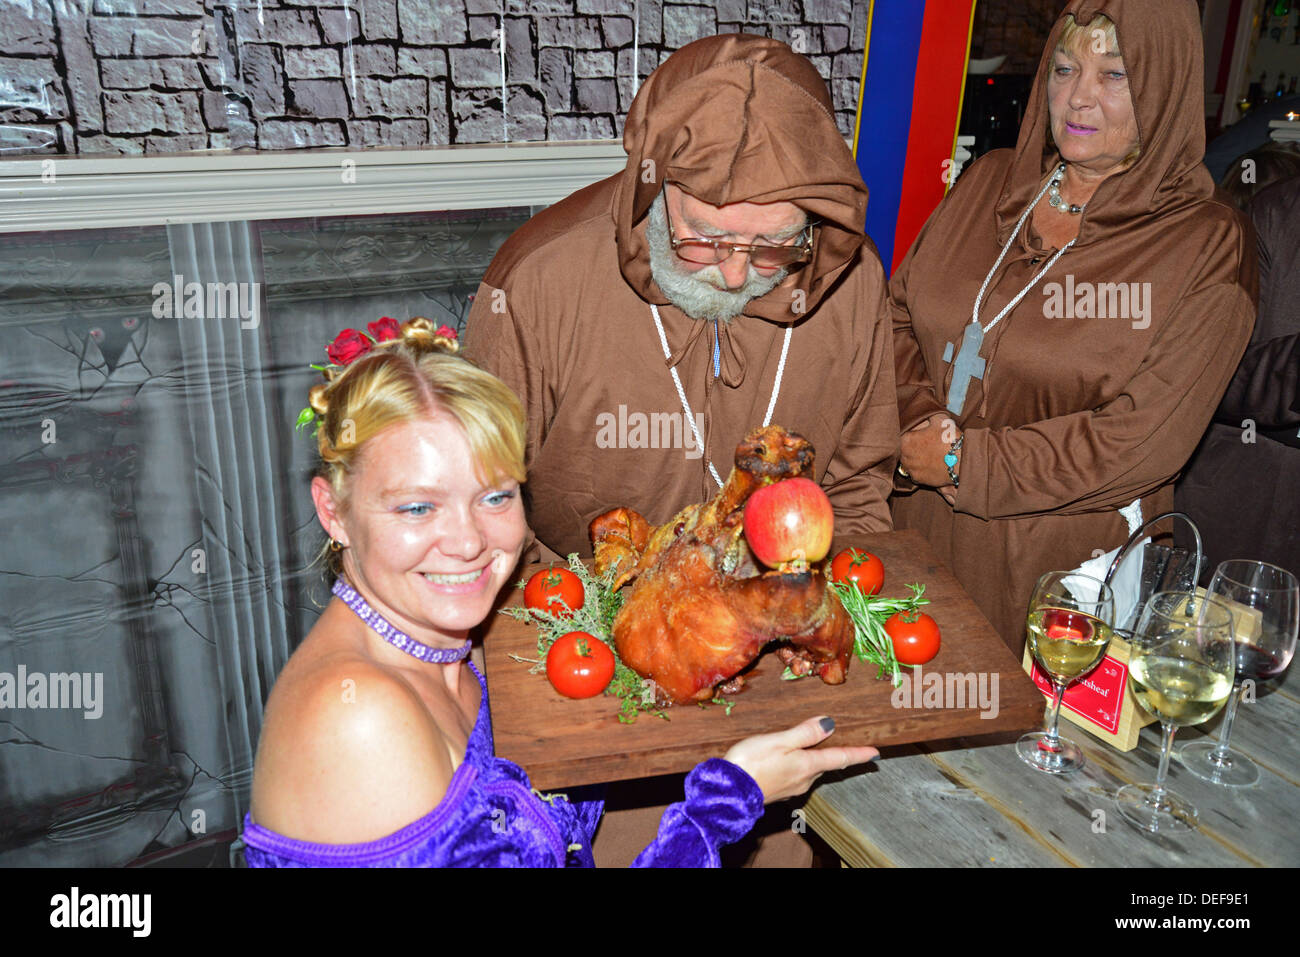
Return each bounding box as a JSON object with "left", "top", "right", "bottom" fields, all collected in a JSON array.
[{"left": 479, "top": 529, "right": 1044, "bottom": 790}]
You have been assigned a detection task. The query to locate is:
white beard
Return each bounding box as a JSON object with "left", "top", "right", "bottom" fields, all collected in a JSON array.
[{"left": 645, "top": 192, "right": 788, "bottom": 323}]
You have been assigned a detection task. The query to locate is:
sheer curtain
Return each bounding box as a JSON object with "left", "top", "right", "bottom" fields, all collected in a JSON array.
[{"left": 166, "top": 221, "right": 293, "bottom": 815}]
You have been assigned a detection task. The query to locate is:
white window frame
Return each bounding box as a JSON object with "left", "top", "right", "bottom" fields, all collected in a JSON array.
[{"left": 0, "top": 141, "right": 627, "bottom": 234}]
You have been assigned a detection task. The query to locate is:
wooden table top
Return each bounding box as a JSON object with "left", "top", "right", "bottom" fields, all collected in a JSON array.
[
  {"left": 803, "top": 670, "right": 1300, "bottom": 867},
  {"left": 480, "top": 529, "right": 1044, "bottom": 791}
]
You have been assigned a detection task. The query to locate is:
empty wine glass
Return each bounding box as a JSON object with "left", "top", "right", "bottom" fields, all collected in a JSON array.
[
  {"left": 1115, "top": 592, "right": 1235, "bottom": 833},
  {"left": 1018, "top": 572, "right": 1115, "bottom": 774},
  {"left": 1180, "top": 561, "right": 1298, "bottom": 787}
]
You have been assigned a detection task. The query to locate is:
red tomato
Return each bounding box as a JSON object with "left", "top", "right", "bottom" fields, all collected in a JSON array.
[
  {"left": 546, "top": 632, "right": 616, "bottom": 699},
  {"left": 829, "top": 547, "right": 885, "bottom": 596},
  {"left": 524, "top": 567, "right": 584, "bottom": 619},
  {"left": 884, "top": 611, "right": 941, "bottom": 665},
  {"left": 743, "top": 477, "right": 834, "bottom": 567}
]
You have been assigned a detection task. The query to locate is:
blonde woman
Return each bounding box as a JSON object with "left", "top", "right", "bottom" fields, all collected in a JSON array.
[{"left": 242, "top": 317, "right": 876, "bottom": 867}]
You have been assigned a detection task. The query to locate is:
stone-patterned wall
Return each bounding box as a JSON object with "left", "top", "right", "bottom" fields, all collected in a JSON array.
[
  {"left": 969, "top": 0, "right": 1210, "bottom": 75},
  {"left": 0, "top": 0, "right": 868, "bottom": 156},
  {"left": 968, "top": 0, "right": 1066, "bottom": 74}
]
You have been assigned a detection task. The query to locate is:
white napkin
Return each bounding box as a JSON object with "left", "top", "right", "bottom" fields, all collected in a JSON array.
[{"left": 1073, "top": 499, "right": 1145, "bottom": 628}]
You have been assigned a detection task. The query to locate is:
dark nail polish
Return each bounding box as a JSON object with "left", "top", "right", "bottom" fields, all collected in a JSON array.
[{"left": 819, "top": 716, "right": 835, "bottom": 733}]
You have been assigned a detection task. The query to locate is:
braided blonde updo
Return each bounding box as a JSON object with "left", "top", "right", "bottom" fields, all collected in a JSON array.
[{"left": 308, "top": 317, "right": 526, "bottom": 575}]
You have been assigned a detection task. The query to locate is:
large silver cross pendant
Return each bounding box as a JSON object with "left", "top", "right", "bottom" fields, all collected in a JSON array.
[{"left": 942, "top": 320, "right": 986, "bottom": 416}]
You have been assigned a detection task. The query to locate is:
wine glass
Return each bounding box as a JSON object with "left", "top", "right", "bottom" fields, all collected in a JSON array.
[
  {"left": 1017, "top": 571, "right": 1115, "bottom": 774},
  {"left": 1180, "top": 561, "right": 1298, "bottom": 787},
  {"left": 1115, "top": 592, "right": 1236, "bottom": 833}
]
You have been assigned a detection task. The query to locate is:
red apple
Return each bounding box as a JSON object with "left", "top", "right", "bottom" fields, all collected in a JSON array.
[{"left": 743, "top": 477, "right": 834, "bottom": 568}]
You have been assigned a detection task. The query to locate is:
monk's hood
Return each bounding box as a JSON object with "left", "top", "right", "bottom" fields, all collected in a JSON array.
[
  {"left": 995, "top": 0, "right": 1214, "bottom": 246},
  {"left": 613, "top": 33, "right": 869, "bottom": 326}
]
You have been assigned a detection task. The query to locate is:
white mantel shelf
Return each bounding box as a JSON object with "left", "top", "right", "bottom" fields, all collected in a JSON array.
[{"left": 0, "top": 141, "right": 628, "bottom": 234}]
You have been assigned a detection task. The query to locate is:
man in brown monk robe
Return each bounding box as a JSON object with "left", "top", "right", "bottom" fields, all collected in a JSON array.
[
  {"left": 464, "top": 34, "right": 898, "bottom": 867},
  {"left": 464, "top": 33, "right": 898, "bottom": 563}
]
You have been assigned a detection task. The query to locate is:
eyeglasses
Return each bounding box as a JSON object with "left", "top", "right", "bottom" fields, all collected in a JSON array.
[{"left": 663, "top": 192, "right": 816, "bottom": 270}]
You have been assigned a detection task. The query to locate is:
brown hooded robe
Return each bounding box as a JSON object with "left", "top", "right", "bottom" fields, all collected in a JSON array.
[
  {"left": 891, "top": 0, "right": 1257, "bottom": 652},
  {"left": 1176, "top": 176, "right": 1300, "bottom": 579},
  {"left": 464, "top": 34, "right": 898, "bottom": 562}
]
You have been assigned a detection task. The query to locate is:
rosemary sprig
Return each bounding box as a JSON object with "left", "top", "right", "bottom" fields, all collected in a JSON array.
[
  {"left": 501, "top": 554, "right": 669, "bottom": 723},
  {"left": 829, "top": 581, "right": 930, "bottom": 688}
]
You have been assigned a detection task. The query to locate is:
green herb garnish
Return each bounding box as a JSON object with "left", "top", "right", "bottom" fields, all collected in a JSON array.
[
  {"left": 502, "top": 553, "right": 668, "bottom": 723},
  {"left": 830, "top": 581, "right": 930, "bottom": 688}
]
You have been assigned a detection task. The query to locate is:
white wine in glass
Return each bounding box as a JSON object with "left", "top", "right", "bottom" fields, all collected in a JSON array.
[
  {"left": 1018, "top": 572, "right": 1115, "bottom": 774},
  {"left": 1115, "top": 592, "right": 1235, "bottom": 834},
  {"left": 1129, "top": 656, "right": 1235, "bottom": 726}
]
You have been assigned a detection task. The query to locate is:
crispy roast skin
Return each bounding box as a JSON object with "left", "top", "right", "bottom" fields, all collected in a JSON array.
[{"left": 589, "top": 426, "right": 853, "bottom": 705}]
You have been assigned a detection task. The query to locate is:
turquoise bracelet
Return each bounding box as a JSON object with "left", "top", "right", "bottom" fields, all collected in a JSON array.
[{"left": 944, "top": 434, "right": 963, "bottom": 488}]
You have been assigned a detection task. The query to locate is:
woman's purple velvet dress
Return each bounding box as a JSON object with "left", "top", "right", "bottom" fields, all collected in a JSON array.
[{"left": 241, "top": 663, "right": 764, "bottom": 867}]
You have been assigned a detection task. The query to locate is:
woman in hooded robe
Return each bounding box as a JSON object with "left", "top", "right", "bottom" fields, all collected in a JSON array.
[{"left": 890, "top": 0, "right": 1256, "bottom": 652}]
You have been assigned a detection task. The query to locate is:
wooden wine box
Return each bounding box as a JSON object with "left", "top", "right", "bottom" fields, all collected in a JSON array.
[{"left": 1021, "top": 635, "right": 1156, "bottom": 752}]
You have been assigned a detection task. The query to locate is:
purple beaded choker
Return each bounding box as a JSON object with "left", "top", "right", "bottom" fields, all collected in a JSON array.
[{"left": 332, "top": 578, "right": 472, "bottom": 663}]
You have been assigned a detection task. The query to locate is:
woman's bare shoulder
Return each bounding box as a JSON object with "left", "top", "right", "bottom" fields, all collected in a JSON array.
[{"left": 249, "top": 650, "right": 454, "bottom": 844}]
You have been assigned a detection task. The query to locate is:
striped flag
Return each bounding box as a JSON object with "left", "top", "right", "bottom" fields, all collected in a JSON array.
[{"left": 853, "top": 0, "right": 979, "bottom": 275}]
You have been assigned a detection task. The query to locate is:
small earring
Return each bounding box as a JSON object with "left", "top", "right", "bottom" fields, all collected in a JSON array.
[{"left": 329, "top": 539, "right": 344, "bottom": 552}]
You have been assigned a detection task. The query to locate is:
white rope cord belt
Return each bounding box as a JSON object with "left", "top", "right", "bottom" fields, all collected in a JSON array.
[{"left": 650, "top": 303, "right": 792, "bottom": 490}]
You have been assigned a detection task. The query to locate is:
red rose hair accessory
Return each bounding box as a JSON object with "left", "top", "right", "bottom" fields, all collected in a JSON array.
[
  {"left": 367, "top": 317, "right": 402, "bottom": 343},
  {"left": 295, "top": 317, "right": 460, "bottom": 432},
  {"left": 325, "top": 328, "right": 373, "bottom": 365}
]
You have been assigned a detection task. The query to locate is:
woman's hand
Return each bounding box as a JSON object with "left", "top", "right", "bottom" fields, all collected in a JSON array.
[
  {"left": 900, "top": 412, "right": 961, "bottom": 492},
  {"left": 723, "top": 716, "right": 879, "bottom": 804}
]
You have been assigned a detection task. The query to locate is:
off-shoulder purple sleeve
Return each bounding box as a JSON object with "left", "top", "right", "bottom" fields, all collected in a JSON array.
[{"left": 630, "top": 759, "right": 765, "bottom": 868}]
